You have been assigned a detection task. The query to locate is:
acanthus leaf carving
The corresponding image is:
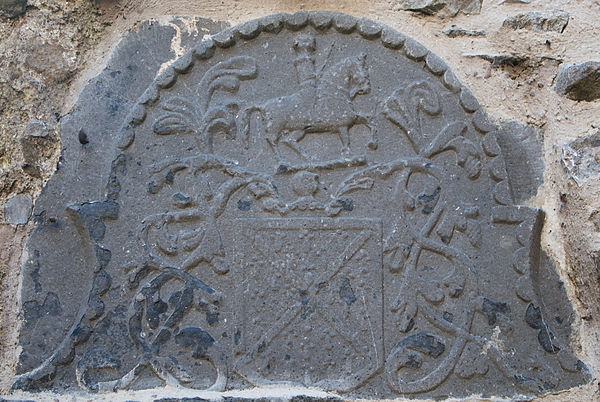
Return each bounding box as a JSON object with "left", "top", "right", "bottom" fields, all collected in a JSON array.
[
  {"left": 383, "top": 79, "right": 441, "bottom": 154},
  {"left": 153, "top": 56, "right": 257, "bottom": 154},
  {"left": 153, "top": 97, "right": 202, "bottom": 136}
]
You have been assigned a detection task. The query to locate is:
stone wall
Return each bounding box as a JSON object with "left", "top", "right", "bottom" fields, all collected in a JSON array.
[{"left": 1, "top": 0, "right": 599, "bottom": 399}]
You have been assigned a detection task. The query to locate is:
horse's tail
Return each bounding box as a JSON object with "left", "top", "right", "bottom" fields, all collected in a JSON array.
[{"left": 237, "top": 105, "right": 263, "bottom": 149}]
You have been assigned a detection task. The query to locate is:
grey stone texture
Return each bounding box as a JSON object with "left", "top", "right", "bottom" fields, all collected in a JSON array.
[
  {"left": 3, "top": 194, "right": 32, "bottom": 225},
  {"left": 156, "top": 395, "right": 341, "bottom": 402},
  {"left": 555, "top": 61, "right": 600, "bottom": 102},
  {"left": 11, "top": 12, "right": 590, "bottom": 399},
  {"left": 0, "top": 0, "right": 26, "bottom": 18},
  {"left": 562, "top": 130, "right": 600, "bottom": 185},
  {"left": 395, "top": 0, "right": 482, "bottom": 16},
  {"left": 496, "top": 121, "right": 544, "bottom": 203},
  {"left": 24, "top": 120, "right": 50, "bottom": 139},
  {"left": 502, "top": 10, "right": 569, "bottom": 33},
  {"left": 442, "top": 25, "right": 485, "bottom": 38},
  {"left": 463, "top": 52, "right": 528, "bottom": 67}
]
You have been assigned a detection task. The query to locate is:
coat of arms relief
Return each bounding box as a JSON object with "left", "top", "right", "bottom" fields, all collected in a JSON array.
[{"left": 14, "top": 13, "right": 589, "bottom": 398}]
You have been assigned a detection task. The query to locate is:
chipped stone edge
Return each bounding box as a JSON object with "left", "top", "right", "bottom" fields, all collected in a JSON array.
[{"left": 5, "top": 384, "right": 344, "bottom": 401}]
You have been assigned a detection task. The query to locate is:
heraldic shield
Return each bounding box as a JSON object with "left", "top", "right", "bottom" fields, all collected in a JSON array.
[{"left": 230, "top": 218, "right": 383, "bottom": 391}]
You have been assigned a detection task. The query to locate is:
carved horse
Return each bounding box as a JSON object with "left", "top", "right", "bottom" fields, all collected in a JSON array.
[{"left": 238, "top": 53, "right": 377, "bottom": 164}]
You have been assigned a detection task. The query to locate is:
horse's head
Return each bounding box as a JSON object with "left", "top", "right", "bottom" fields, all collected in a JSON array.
[
  {"left": 348, "top": 53, "right": 371, "bottom": 99},
  {"left": 319, "top": 53, "right": 371, "bottom": 100}
]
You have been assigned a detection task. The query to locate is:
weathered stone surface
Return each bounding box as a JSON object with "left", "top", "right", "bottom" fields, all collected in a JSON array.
[
  {"left": 12, "top": 12, "right": 590, "bottom": 399},
  {"left": 555, "top": 61, "right": 600, "bottom": 102},
  {"left": 496, "top": 121, "right": 544, "bottom": 203},
  {"left": 155, "top": 392, "right": 342, "bottom": 402},
  {"left": 559, "top": 130, "right": 600, "bottom": 325},
  {"left": 395, "top": 0, "right": 482, "bottom": 16},
  {"left": 25, "top": 120, "right": 50, "bottom": 139},
  {"left": 463, "top": 52, "right": 528, "bottom": 67},
  {"left": 562, "top": 130, "right": 600, "bottom": 185},
  {"left": 502, "top": 10, "right": 569, "bottom": 33},
  {"left": 0, "top": 0, "right": 108, "bottom": 218},
  {"left": 3, "top": 194, "right": 32, "bottom": 225},
  {"left": 443, "top": 25, "right": 485, "bottom": 38},
  {"left": 0, "top": 0, "right": 26, "bottom": 18}
]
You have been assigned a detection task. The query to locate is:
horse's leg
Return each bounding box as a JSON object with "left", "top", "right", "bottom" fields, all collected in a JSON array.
[
  {"left": 289, "top": 129, "right": 307, "bottom": 143},
  {"left": 281, "top": 129, "right": 311, "bottom": 161},
  {"left": 367, "top": 118, "right": 378, "bottom": 150},
  {"left": 355, "top": 113, "right": 378, "bottom": 150},
  {"left": 266, "top": 134, "right": 288, "bottom": 168},
  {"left": 262, "top": 115, "right": 289, "bottom": 167},
  {"left": 338, "top": 126, "right": 351, "bottom": 156}
]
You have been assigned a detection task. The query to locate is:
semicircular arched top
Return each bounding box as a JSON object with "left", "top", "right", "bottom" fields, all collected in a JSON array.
[{"left": 115, "top": 11, "right": 494, "bottom": 153}]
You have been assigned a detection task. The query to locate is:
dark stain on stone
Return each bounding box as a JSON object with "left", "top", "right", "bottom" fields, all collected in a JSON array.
[
  {"left": 418, "top": 187, "right": 440, "bottom": 204},
  {"left": 237, "top": 199, "right": 252, "bottom": 211},
  {"left": 525, "top": 303, "right": 560, "bottom": 353},
  {"left": 442, "top": 311, "right": 454, "bottom": 323},
  {"left": 72, "top": 325, "right": 91, "bottom": 345},
  {"left": 396, "top": 332, "right": 445, "bottom": 358},
  {"left": 153, "top": 329, "right": 171, "bottom": 352},
  {"left": 405, "top": 352, "right": 421, "bottom": 369},
  {"left": 301, "top": 304, "right": 314, "bottom": 319},
  {"left": 205, "top": 311, "right": 219, "bottom": 326},
  {"left": 339, "top": 277, "right": 357, "bottom": 306},
  {"left": 22, "top": 292, "right": 62, "bottom": 327},
  {"left": 29, "top": 250, "right": 42, "bottom": 293},
  {"left": 175, "top": 327, "right": 215, "bottom": 359},
  {"left": 336, "top": 197, "right": 354, "bottom": 211},
  {"left": 482, "top": 298, "right": 510, "bottom": 326},
  {"left": 257, "top": 340, "right": 266, "bottom": 354},
  {"left": 418, "top": 187, "right": 439, "bottom": 215},
  {"left": 78, "top": 128, "right": 89, "bottom": 145},
  {"left": 95, "top": 246, "right": 111, "bottom": 269}
]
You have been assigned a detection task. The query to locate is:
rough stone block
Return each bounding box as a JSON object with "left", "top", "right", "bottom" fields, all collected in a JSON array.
[
  {"left": 0, "top": 0, "right": 26, "bottom": 18},
  {"left": 555, "top": 61, "right": 600, "bottom": 102},
  {"left": 3, "top": 194, "right": 32, "bottom": 225},
  {"left": 442, "top": 25, "right": 485, "bottom": 38},
  {"left": 395, "top": 0, "right": 482, "bottom": 16},
  {"left": 502, "top": 10, "right": 569, "bottom": 33},
  {"left": 562, "top": 130, "right": 600, "bottom": 185}
]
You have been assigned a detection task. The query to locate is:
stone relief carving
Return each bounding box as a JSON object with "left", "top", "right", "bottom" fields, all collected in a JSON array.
[{"left": 13, "top": 12, "right": 590, "bottom": 398}]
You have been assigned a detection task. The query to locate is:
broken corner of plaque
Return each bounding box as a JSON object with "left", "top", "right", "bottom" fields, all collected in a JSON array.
[{"left": 13, "top": 12, "right": 591, "bottom": 399}]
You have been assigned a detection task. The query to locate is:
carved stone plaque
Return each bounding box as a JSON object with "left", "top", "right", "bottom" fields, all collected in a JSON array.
[{"left": 14, "top": 12, "right": 591, "bottom": 398}]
